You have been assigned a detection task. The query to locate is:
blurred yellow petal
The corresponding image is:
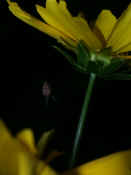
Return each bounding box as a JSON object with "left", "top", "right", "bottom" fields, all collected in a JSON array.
[
  {"left": 0, "top": 120, "right": 62, "bottom": 175},
  {"left": 18, "top": 152, "right": 38, "bottom": 175},
  {"left": 0, "top": 119, "right": 12, "bottom": 139},
  {"left": 16, "top": 129, "right": 37, "bottom": 155},
  {"left": 63, "top": 150, "right": 131, "bottom": 175},
  {"left": 107, "top": 3, "right": 131, "bottom": 52},
  {"left": 0, "top": 120, "right": 19, "bottom": 175},
  {"left": 95, "top": 10, "right": 117, "bottom": 41},
  {"left": 0, "top": 120, "right": 37, "bottom": 175},
  {"left": 37, "top": 161, "right": 59, "bottom": 175},
  {"left": 36, "top": 0, "right": 103, "bottom": 50},
  {"left": 37, "top": 129, "right": 54, "bottom": 156}
]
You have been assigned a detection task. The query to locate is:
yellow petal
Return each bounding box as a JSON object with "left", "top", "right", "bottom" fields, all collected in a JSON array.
[
  {"left": 0, "top": 120, "right": 18, "bottom": 175},
  {"left": 37, "top": 161, "right": 59, "bottom": 175},
  {"left": 16, "top": 129, "right": 37, "bottom": 155},
  {"left": 95, "top": 10, "right": 117, "bottom": 41},
  {"left": 115, "top": 42, "right": 131, "bottom": 53},
  {"left": 18, "top": 152, "right": 38, "bottom": 175},
  {"left": 36, "top": 0, "right": 103, "bottom": 50},
  {"left": 72, "top": 15, "right": 103, "bottom": 50},
  {"left": 107, "top": 3, "right": 131, "bottom": 52},
  {"left": 7, "top": 0, "right": 77, "bottom": 49},
  {"left": 0, "top": 120, "right": 57, "bottom": 175},
  {"left": 58, "top": 0, "right": 72, "bottom": 18},
  {"left": 40, "top": 165, "right": 59, "bottom": 175},
  {"left": 0, "top": 120, "right": 35, "bottom": 175},
  {"left": 36, "top": 3, "right": 77, "bottom": 40},
  {"left": 62, "top": 150, "right": 131, "bottom": 175},
  {"left": 59, "top": 1, "right": 103, "bottom": 49}
]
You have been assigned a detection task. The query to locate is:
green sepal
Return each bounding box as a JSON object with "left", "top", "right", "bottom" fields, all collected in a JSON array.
[
  {"left": 52, "top": 45, "right": 89, "bottom": 72},
  {"left": 103, "top": 73, "right": 131, "bottom": 80},
  {"left": 76, "top": 41, "right": 111, "bottom": 68},
  {"left": 98, "top": 58, "right": 125, "bottom": 76},
  {"left": 92, "top": 47, "right": 112, "bottom": 66},
  {"left": 76, "top": 40, "right": 90, "bottom": 67},
  {"left": 101, "top": 59, "right": 131, "bottom": 79},
  {"left": 52, "top": 45, "right": 75, "bottom": 65},
  {"left": 75, "top": 41, "right": 113, "bottom": 74},
  {"left": 53, "top": 42, "right": 131, "bottom": 80}
]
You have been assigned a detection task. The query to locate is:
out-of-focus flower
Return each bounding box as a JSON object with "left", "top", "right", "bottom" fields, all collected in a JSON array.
[
  {"left": 1, "top": 119, "right": 131, "bottom": 175},
  {"left": 0, "top": 119, "right": 61, "bottom": 175},
  {"left": 63, "top": 149, "right": 131, "bottom": 175},
  {"left": 6, "top": 0, "right": 131, "bottom": 79}
]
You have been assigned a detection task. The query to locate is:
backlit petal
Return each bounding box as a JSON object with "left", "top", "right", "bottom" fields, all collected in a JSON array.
[
  {"left": 36, "top": 0, "right": 103, "bottom": 50},
  {"left": 36, "top": 0, "right": 78, "bottom": 40},
  {"left": 72, "top": 15, "right": 103, "bottom": 50},
  {"left": 7, "top": 0, "right": 76, "bottom": 49},
  {"left": 95, "top": 10, "right": 117, "bottom": 41},
  {"left": 107, "top": 3, "right": 131, "bottom": 52}
]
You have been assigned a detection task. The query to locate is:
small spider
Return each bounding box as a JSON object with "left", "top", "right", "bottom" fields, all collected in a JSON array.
[{"left": 42, "top": 81, "right": 55, "bottom": 107}]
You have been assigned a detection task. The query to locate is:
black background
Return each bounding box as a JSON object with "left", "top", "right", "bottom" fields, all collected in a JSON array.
[{"left": 0, "top": 0, "right": 131, "bottom": 170}]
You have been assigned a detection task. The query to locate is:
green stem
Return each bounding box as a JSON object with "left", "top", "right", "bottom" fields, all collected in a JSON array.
[{"left": 69, "top": 73, "right": 96, "bottom": 169}]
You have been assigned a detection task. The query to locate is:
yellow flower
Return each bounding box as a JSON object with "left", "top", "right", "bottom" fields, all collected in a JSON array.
[
  {"left": 0, "top": 119, "right": 61, "bottom": 175},
  {"left": 63, "top": 149, "right": 131, "bottom": 175},
  {"left": 6, "top": 0, "right": 131, "bottom": 59},
  {"left": 1, "top": 119, "right": 131, "bottom": 175}
]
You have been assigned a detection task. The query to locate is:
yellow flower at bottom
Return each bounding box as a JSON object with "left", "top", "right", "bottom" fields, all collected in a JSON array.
[
  {"left": 1, "top": 120, "right": 131, "bottom": 175},
  {"left": 0, "top": 120, "right": 60, "bottom": 175},
  {"left": 63, "top": 150, "right": 131, "bottom": 175}
]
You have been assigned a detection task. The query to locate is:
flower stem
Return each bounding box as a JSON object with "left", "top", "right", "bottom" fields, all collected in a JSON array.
[{"left": 69, "top": 73, "right": 96, "bottom": 169}]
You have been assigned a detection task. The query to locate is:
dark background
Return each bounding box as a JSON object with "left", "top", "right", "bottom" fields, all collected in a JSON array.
[{"left": 0, "top": 0, "right": 131, "bottom": 170}]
